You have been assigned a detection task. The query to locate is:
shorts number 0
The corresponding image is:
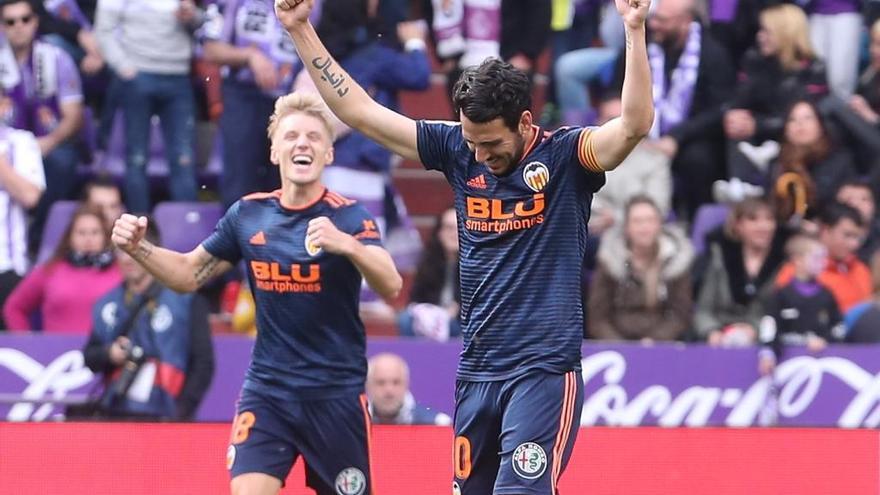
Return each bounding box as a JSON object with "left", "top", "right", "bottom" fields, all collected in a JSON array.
[{"left": 454, "top": 436, "right": 472, "bottom": 479}]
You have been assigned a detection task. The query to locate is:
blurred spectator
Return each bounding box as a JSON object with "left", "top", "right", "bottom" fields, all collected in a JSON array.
[
  {"left": 588, "top": 98, "right": 672, "bottom": 236},
  {"left": 202, "top": 0, "right": 320, "bottom": 208},
  {"left": 554, "top": 0, "right": 624, "bottom": 126},
  {"left": 399, "top": 207, "right": 461, "bottom": 341},
  {"left": 3, "top": 205, "right": 120, "bottom": 332},
  {"left": 366, "top": 352, "right": 451, "bottom": 425},
  {"left": 776, "top": 201, "right": 871, "bottom": 313},
  {"left": 428, "top": 0, "right": 551, "bottom": 110},
  {"left": 723, "top": 4, "right": 828, "bottom": 148},
  {"left": 34, "top": 0, "right": 104, "bottom": 77},
  {"left": 694, "top": 197, "right": 786, "bottom": 346},
  {"left": 0, "top": 123, "right": 43, "bottom": 330},
  {"left": 41, "top": 0, "right": 111, "bottom": 152},
  {"left": 842, "top": 250, "right": 880, "bottom": 342},
  {"left": 770, "top": 100, "right": 857, "bottom": 225},
  {"left": 95, "top": 0, "right": 202, "bottom": 214},
  {"left": 82, "top": 176, "right": 124, "bottom": 230},
  {"left": 317, "top": 15, "right": 430, "bottom": 311},
  {"left": 807, "top": 0, "right": 862, "bottom": 99},
  {"left": 758, "top": 234, "right": 842, "bottom": 376},
  {"left": 850, "top": 19, "right": 880, "bottom": 126},
  {"left": 83, "top": 220, "right": 214, "bottom": 420},
  {"left": 0, "top": 0, "right": 85, "bottom": 255},
  {"left": 606, "top": 0, "right": 735, "bottom": 220},
  {"left": 835, "top": 180, "right": 880, "bottom": 263},
  {"left": 588, "top": 195, "right": 693, "bottom": 342},
  {"left": 541, "top": 0, "right": 609, "bottom": 126}
]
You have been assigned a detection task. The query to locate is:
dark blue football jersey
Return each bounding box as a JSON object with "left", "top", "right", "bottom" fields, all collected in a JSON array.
[
  {"left": 202, "top": 189, "right": 384, "bottom": 400},
  {"left": 417, "top": 121, "right": 605, "bottom": 381}
]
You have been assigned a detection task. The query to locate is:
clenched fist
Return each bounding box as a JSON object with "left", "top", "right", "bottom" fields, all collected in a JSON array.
[
  {"left": 112, "top": 214, "right": 149, "bottom": 253},
  {"left": 275, "top": 0, "right": 313, "bottom": 29},
  {"left": 306, "top": 216, "right": 354, "bottom": 255}
]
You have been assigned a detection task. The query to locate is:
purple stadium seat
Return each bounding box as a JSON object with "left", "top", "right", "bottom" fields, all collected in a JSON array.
[
  {"left": 152, "top": 202, "right": 224, "bottom": 253},
  {"left": 691, "top": 203, "right": 731, "bottom": 255},
  {"left": 36, "top": 200, "right": 80, "bottom": 265}
]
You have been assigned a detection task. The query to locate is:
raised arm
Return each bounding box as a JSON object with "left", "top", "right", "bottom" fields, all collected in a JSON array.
[
  {"left": 112, "top": 214, "right": 232, "bottom": 293},
  {"left": 590, "top": 0, "right": 653, "bottom": 171},
  {"left": 275, "top": 0, "right": 420, "bottom": 162}
]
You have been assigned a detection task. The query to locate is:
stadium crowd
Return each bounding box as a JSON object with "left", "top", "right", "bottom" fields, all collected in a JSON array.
[{"left": 2, "top": 0, "right": 880, "bottom": 419}]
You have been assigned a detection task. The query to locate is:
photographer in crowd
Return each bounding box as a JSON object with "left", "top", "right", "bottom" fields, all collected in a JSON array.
[{"left": 82, "top": 219, "right": 214, "bottom": 420}]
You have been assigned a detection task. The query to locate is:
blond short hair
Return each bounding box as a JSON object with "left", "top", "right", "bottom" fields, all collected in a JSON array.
[
  {"left": 266, "top": 91, "right": 336, "bottom": 141},
  {"left": 760, "top": 4, "right": 814, "bottom": 71}
]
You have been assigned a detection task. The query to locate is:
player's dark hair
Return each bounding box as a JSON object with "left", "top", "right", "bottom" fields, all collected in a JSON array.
[
  {"left": 819, "top": 201, "right": 864, "bottom": 229},
  {"left": 452, "top": 58, "right": 531, "bottom": 131}
]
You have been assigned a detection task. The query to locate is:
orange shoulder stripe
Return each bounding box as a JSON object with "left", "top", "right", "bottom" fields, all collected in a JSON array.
[
  {"left": 577, "top": 128, "right": 604, "bottom": 173},
  {"left": 242, "top": 190, "right": 282, "bottom": 201}
]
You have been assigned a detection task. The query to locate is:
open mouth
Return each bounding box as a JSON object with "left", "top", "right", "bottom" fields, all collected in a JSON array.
[{"left": 292, "top": 154, "right": 313, "bottom": 167}]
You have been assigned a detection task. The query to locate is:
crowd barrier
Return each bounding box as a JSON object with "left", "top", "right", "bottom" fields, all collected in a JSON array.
[
  {"left": 0, "top": 423, "right": 876, "bottom": 494},
  {"left": 2, "top": 334, "right": 880, "bottom": 426}
]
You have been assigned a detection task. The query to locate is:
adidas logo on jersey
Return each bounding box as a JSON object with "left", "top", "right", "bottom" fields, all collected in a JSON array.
[
  {"left": 249, "top": 231, "right": 266, "bottom": 245},
  {"left": 467, "top": 174, "right": 487, "bottom": 189}
]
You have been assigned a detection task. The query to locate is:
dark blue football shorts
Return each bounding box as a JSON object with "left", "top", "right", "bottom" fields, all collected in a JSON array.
[
  {"left": 227, "top": 388, "right": 373, "bottom": 495},
  {"left": 452, "top": 370, "right": 584, "bottom": 495}
]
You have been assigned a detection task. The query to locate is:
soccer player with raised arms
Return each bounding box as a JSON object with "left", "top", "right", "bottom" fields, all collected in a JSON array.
[
  {"left": 111, "top": 92, "right": 402, "bottom": 495},
  {"left": 276, "top": 0, "right": 653, "bottom": 492}
]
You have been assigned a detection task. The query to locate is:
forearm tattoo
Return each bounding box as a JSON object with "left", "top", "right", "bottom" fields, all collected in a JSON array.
[
  {"left": 133, "top": 241, "right": 153, "bottom": 261},
  {"left": 311, "top": 56, "right": 350, "bottom": 97},
  {"left": 625, "top": 30, "right": 633, "bottom": 50},
  {"left": 194, "top": 255, "right": 220, "bottom": 287}
]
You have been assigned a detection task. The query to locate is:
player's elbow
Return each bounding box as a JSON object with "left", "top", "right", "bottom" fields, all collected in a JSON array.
[
  {"left": 623, "top": 112, "right": 653, "bottom": 141},
  {"left": 378, "top": 272, "right": 403, "bottom": 301}
]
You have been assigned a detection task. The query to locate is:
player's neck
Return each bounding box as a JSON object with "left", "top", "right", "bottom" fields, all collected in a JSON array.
[{"left": 282, "top": 182, "right": 325, "bottom": 209}]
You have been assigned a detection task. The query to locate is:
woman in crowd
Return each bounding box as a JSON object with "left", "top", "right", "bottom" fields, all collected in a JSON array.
[
  {"left": 694, "top": 198, "right": 787, "bottom": 346},
  {"left": 3, "top": 205, "right": 121, "bottom": 332},
  {"left": 399, "top": 207, "right": 460, "bottom": 341},
  {"left": 724, "top": 4, "right": 828, "bottom": 146},
  {"left": 588, "top": 195, "right": 693, "bottom": 342},
  {"left": 771, "top": 100, "right": 857, "bottom": 225}
]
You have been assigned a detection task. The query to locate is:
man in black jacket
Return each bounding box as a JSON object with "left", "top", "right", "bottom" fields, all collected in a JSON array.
[{"left": 609, "top": 0, "right": 735, "bottom": 220}]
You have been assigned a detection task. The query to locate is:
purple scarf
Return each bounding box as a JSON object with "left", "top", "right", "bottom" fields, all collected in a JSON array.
[
  {"left": 648, "top": 22, "right": 702, "bottom": 138},
  {"left": 0, "top": 41, "right": 66, "bottom": 136}
]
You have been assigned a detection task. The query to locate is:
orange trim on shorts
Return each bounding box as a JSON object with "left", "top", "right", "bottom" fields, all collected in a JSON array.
[
  {"left": 551, "top": 372, "right": 577, "bottom": 493},
  {"left": 359, "top": 393, "right": 375, "bottom": 494}
]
